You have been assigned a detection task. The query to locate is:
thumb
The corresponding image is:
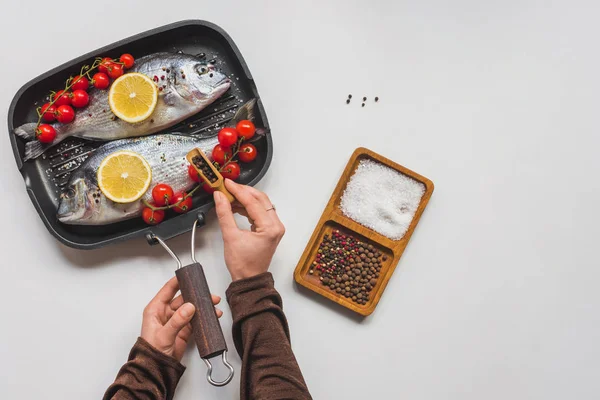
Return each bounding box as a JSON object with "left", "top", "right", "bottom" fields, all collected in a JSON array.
[
  {"left": 161, "top": 302, "right": 195, "bottom": 344},
  {"left": 214, "top": 191, "right": 238, "bottom": 237}
]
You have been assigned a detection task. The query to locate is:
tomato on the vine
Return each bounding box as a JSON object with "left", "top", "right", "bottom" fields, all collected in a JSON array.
[
  {"left": 236, "top": 120, "right": 256, "bottom": 140},
  {"left": 92, "top": 72, "right": 110, "bottom": 89},
  {"left": 107, "top": 64, "right": 124, "bottom": 79},
  {"left": 212, "top": 144, "right": 232, "bottom": 165},
  {"left": 238, "top": 143, "right": 258, "bottom": 163},
  {"left": 202, "top": 183, "right": 215, "bottom": 194},
  {"left": 120, "top": 54, "right": 135, "bottom": 69},
  {"left": 98, "top": 57, "right": 114, "bottom": 73},
  {"left": 41, "top": 103, "right": 56, "bottom": 122},
  {"left": 152, "top": 184, "right": 174, "bottom": 206},
  {"left": 36, "top": 124, "right": 56, "bottom": 143},
  {"left": 71, "top": 90, "right": 89, "bottom": 108},
  {"left": 221, "top": 162, "right": 241, "bottom": 180},
  {"left": 171, "top": 193, "right": 193, "bottom": 213},
  {"left": 55, "top": 105, "right": 75, "bottom": 123},
  {"left": 188, "top": 164, "right": 202, "bottom": 182},
  {"left": 53, "top": 90, "right": 71, "bottom": 106},
  {"left": 71, "top": 75, "right": 89, "bottom": 91},
  {"left": 218, "top": 127, "right": 238, "bottom": 147},
  {"left": 142, "top": 207, "right": 165, "bottom": 225}
]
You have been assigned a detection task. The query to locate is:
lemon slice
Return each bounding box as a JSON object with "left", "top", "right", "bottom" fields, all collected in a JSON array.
[
  {"left": 97, "top": 151, "right": 152, "bottom": 203},
  {"left": 108, "top": 73, "right": 158, "bottom": 123}
]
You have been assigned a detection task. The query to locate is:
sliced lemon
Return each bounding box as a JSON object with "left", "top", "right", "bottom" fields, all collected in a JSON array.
[
  {"left": 97, "top": 151, "right": 152, "bottom": 203},
  {"left": 108, "top": 72, "right": 158, "bottom": 123}
]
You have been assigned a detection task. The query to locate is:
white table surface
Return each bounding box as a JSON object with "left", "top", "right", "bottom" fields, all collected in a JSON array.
[{"left": 2, "top": 1, "right": 600, "bottom": 399}]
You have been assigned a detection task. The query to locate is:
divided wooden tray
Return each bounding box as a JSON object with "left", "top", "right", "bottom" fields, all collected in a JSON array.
[{"left": 294, "top": 147, "right": 434, "bottom": 316}]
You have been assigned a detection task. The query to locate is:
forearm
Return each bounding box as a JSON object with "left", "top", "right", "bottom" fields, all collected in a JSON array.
[
  {"left": 103, "top": 337, "right": 185, "bottom": 400},
  {"left": 227, "top": 273, "right": 312, "bottom": 400}
]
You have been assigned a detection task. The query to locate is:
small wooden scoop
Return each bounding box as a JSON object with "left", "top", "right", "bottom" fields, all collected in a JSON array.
[{"left": 186, "top": 148, "right": 235, "bottom": 203}]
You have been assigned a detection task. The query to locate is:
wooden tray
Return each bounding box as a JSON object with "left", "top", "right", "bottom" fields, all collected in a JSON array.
[{"left": 293, "top": 147, "right": 434, "bottom": 316}]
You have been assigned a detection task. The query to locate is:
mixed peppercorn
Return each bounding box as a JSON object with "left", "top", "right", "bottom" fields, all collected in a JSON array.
[
  {"left": 192, "top": 155, "right": 218, "bottom": 183},
  {"left": 310, "top": 229, "right": 387, "bottom": 305}
]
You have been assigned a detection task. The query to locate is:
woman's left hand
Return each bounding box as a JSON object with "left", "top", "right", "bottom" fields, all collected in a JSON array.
[{"left": 141, "top": 276, "right": 223, "bottom": 361}]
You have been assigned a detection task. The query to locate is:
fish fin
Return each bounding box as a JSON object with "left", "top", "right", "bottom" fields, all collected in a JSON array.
[
  {"left": 14, "top": 123, "right": 38, "bottom": 140},
  {"left": 24, "top": 140, "right": 49, "bottom": 161},
  {"left": 231, "top": 99, "right": 257, "bottom": 125}
]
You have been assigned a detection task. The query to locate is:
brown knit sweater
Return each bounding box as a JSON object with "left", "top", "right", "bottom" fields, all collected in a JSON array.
[{"left": 104, "top": 273, "right": 311, "bottom": 400}]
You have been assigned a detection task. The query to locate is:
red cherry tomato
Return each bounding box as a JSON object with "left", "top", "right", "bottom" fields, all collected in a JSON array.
[
  {"left": 188, "top": 164, "right": 202, "bottom": 182},
  {"left": 55, "top": 105, "right": 75, "bottom": 124},
  {"left": 53, "top": 90, "right": 71, "bottom": 106},
  {"left": 41, "top": 103, "right": 56, "bottom": 122},
  {"left": 142, "top": 207, "right": 165, "bottom": 225},
  {"left": 98, "top": 57, "right": 114, "bottom": 74},
  {"left": 36, "top": 124, "right": 56, "bottom": 143},
  {"left": 108, "top": 64, "right": 124, "bottom": 79},
  {"left": 218, "top": 127, "right": 238, "bottom": 147},
  {"left": 212, "top": 144, "right": 233, "bottom": 165},
  {"left": 236, "top": 120, "right": 256, "bottom": 140},
  {"left": 238, "top": 143, "right": 258, "bottom": 163},
  {"left": 119, "top": 53, "right": 135, "bottom": 69},
  {"left": 221, "top": 162, "right": 241, "bottom": 180},
  {"left": 71, "top": 90, "right": 89, "bottom": 108},
  {"left": 71, "top": 75, "right": 89, "bottom": 91},
  {"left": 171, "top": 192, "right": 193, "bottom": 213},
  {"left": 92, "top": 72, "right": 110, "bottom": 89},
  {"left": 152, "top": 184, "right": 174, "bottom": 206},
  {"left": 202, "top": 183, "right": 215, "bottom": 194}
]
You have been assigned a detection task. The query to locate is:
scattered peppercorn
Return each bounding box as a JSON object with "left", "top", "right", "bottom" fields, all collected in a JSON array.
[
  {"left": 309, "top": 229, "right": 384, "bottom": 305},
  {"left": 375, "top": 96, "right": 379, "bottom": 102},
  {"left": 363, "top": 97, "right": 367, "bottom": 101},
  {"left": 348, "top": 94, "right": 352, "bottom": 99},
  {"left": 346, "top": 99, "right": 350, "bottom": 104},
  {"left": 362, "top": 103, "right": 365, "bottom": 107}
]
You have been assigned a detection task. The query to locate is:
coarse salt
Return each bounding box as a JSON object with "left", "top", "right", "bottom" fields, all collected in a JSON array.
[{"left": 339, "top": 159, "right": 425, "bottom": 240}]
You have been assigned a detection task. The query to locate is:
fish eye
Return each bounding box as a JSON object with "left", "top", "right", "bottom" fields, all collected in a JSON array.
[
  {"left": 64, "top": 187, "right": 76, "bottom": 199},
  {"left": 195, "top": 65, "right": 208, "bottom": 75}
]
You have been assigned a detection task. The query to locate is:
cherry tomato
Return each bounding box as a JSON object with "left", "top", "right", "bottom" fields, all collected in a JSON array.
[
  {"left": 171, "top": 192, "right": 193, "bottom": 213},
  {"left": 188, "top": 164, "right": 202, "bottom": 182},
  {"left": 142, "top": 207, "right": 165, "bottom": 225},
  {"left": 221, "top": 162, "right": 241, "bottom": 180},
  {"left": 218, "top": 127, "right": 238, "bottom": 147},
  {"left": 53, "top": 90, "right": 71, "bottom": 106},
  {"left": 236, "top": 120, "right": 256, "bottom": 140},
  {"left": 98, "top": 57, "right": 114, "bottom": 74},
  {"left": 71, "top": 90, "right": 89, "bottom": 108},
  {"left": 152, "top": 184, "right": 174, "bottom": 206},
  {"left": 202, "top": 183, "right": 215, "bottom": 194},
  {"left": 71, "top": 75, "right": 89, "bottom": 91},
  {"left": 238, "top": 143, "right": 258, "bottom": 163},
  {"left": 41, "top": 103, "right": 56, "bottom": 122},
  {"left": 92, "top": 72, "right": 110, "bottom": 89},
  {"left": 212, "top": 144, "right": 233, "bottom": 165},
  {"left": 55, "top": 105, "right": 75, "bottom": 124},
  {"left": 36, "top": 124, "right": 56, "bottom": 143},
  {"left": 119, "top": 53, "right": 135, "bottom": 69},
  {"left": 107, "top": 64, "right": 124, "bottom": 79}
]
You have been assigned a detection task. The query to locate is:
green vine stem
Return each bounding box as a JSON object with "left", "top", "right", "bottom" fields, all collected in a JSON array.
[{"left": 142, "top": 185, "right": 201, "bottom": 211}]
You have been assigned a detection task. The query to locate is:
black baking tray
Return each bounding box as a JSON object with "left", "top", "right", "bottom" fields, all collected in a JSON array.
[{"left": 7, "top": 20, "right": 272, "bottom": 249}]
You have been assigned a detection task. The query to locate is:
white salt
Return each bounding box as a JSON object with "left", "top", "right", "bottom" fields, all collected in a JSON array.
[{"left": 339, "top": 159, "right": 425, "bottom": 240}]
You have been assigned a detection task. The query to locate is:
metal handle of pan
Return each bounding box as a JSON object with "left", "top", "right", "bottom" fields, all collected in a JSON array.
[{"left": 148, "top": 215, "right": 234, "bottom": 387}]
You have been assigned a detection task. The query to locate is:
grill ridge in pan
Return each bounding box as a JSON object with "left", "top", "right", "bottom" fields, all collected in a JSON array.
[{"left": 7, "top": 20, "right": 273, "bottom": 249}]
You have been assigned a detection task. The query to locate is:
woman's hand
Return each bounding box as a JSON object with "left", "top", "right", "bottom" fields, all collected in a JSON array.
[
  {"left": 141, "top": 276, "right": 223, "bottom": 362},
  {"left": 214, "top": 179, "right": 285, "bottom": 281}
]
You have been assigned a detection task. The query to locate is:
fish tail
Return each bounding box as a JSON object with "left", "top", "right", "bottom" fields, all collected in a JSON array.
[
  {"left": 231, "top": 99, "right": 257, "bottom": 124},
  {"left": 14, "top": 123, "right": 38, "bottom": 140}
]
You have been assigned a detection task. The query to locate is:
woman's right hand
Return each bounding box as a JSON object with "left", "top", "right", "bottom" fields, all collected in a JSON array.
[{"left": 213, "top": 179, "right": 285, "bottom": 281}]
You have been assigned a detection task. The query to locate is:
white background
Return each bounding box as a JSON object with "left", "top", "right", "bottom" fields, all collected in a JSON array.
[{"left": 1, "top": 1, "right": 600, "bottom": 399}]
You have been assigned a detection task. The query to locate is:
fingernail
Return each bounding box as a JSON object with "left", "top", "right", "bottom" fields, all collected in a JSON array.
[
  {"left": 180, "top": 303, "right": 195, "bottom": 317},
  {"left": 214, "top": 191, "right": 224, "bottom": 202}
]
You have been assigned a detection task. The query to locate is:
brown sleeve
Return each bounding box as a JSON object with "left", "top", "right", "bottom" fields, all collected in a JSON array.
[
  {"left": 103, "top": 337, "right": 185, "bottom": 400},
  {"left": 226, "top": 272, "right": 312, "bottom": 400}
]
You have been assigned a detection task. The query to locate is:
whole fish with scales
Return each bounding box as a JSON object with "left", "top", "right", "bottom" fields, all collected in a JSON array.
[{"left": 15, "top": 52, "right": 231, "bottom": 161}]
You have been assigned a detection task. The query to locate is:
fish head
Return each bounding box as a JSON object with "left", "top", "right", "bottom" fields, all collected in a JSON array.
[
  {"left": 57, "top": 175, "right": 97, "bottom": 224},
  {"left": 176, "top": 62, "right": 231, "bottom": 103}
]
